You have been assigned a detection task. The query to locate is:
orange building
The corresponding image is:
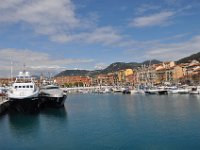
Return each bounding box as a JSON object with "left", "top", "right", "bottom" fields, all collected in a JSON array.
[
  {"left": 173, "top": 65, "right": 184, "bottom": 81},
  {"left": 0, "top": 78, "right": 13, "bottom": 85},
  {"left": 55, "top": 76, "right": 92, "bottom": 87},
  {"left": 92, "top": 73, "right": 117, "bottom": 86}
]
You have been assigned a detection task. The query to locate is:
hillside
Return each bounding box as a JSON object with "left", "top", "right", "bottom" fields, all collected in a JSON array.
[
  {"left": 55, "top": 59, "right": 161, "bottom": 77},
  {"left": 55, "top": 70, "right": 91, "bottom": 77},
  {"left": 177, "top": 52, "right": 200, "bottom": 64}
]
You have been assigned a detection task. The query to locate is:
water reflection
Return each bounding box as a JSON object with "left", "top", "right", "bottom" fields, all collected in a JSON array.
[
  {"left": 8, "top": 107, "right": 67, "bottom": 137},
  {"left": 8, "top": 112, "right": 40, "bottom": 140},
  {"left": 40, "top": 106, "right": 68, "bottom": 119}
]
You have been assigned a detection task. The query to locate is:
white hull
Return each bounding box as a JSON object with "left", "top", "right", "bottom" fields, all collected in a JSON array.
[
  {"left": 168, "top": 89, "right": 189, "bottom": 94},
  {"left": 130, "top": 89, "right": 138, "bottom": 94},
  {"left": 190, "top": 91, "right": 199, "bottom": 94},
  {"left": 39, "top": 85, "right": 67, "bottom": 107},
  {"left": 8, "top": 89, "right": 39, "bottom": 100},
  {"left": 130, "top": 89, "right": 145, "bottom": 94}
]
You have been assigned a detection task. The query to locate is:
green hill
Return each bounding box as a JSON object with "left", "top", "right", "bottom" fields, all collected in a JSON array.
[
  {"left": 177, "top": 52, "right": 200, "bottom": 64},
  {"left": 55, "top": 59, "right": 161, "bottom": 77},
  {"left": 55, "top": 51, "right": 200, "bottom": 77}
]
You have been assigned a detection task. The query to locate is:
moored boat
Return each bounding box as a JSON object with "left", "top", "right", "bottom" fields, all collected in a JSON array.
[
  {"left": 189, "top": 86, "right": 200, "bottom": 94},
  {"left": 7, "top": 71, "right": 40, "bottom": 113},
  {"left": 39, "top": 84, "right": 67, "bottom": 108}
]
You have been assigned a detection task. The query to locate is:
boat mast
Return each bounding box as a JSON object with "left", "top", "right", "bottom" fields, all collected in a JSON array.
[
  {"left": 23, "top": 63, "right": 26, "bottom": 81},
  {"left": 10, "top": 60, "right": 13, "bottom": 83}
]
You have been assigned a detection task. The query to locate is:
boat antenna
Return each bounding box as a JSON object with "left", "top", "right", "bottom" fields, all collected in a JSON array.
[{"left": 23, "top": 63, "right": 26, "bottom": 73}]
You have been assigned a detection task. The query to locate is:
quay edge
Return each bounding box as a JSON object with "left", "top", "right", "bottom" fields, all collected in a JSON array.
[{"left": 0, "top": 97, "right": 9, "bottom": 115}]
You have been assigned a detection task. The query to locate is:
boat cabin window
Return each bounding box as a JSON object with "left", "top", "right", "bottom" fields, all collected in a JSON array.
[
  {"left": 26, "top": 85, "right": 29, "bottom": 88},
  {"left": 19, "top": 86, "right": 21, "bottom": 88},
  {"left": 30, "top": 85, "right": 33, "bottom": 88},
  {"left": 46, "top": 87, "right": 59, "bottom": 90},
  {"left": 23, "top": 86, "right": 25, "bottom": 88}
]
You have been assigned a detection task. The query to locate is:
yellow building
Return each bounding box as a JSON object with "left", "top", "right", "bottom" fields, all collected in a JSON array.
[
  {"left": 117, "top": 69, "right": 134, "bottom": 84},
  {"left": 118, "top": 70, "right": 125, "bottom": 82},
  {"left": 124, "top": 69, "right": 134, "bottom": 76}
]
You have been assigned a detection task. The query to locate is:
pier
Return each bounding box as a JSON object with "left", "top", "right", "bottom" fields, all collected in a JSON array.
[
  {"left": 61, "top": 86, "right": 113, "bottom": 92},
  {"left": 0, "top": 96, "right": 9, "bottom": 114}
]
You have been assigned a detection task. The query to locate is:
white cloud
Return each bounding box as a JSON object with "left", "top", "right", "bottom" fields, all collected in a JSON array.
[
  {"left": 145, "top": 35, "right": 200, "bottom": 60},
  {"left": 0, "top": 0, "right": 80, "bottom": 35},
  {"left": 0, "top": 0, "right": 126, "bottom": 46},
  {"left": 50, "top": 26, "right": 123, "bottom": 45},
  {"left": 95, "top": 63, "right": 107, "bottom": 70},
  {"left": 0, "top": 48, "right": 93, "bottom": 77},
  {"left": 135, "top": 4, "right": 161, "bottom": 15},
  {"left": 130, "top": 11, "right": 175, "bottom": 27}
]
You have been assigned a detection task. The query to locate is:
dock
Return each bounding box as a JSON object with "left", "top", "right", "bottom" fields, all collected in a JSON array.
[{"left": 0, "top": 96, "right": 9, "bottom": 114}]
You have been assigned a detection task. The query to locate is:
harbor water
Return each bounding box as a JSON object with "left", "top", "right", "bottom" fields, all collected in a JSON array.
[{"left": 1, "top": 94, "right": 200, "bottom": 149}]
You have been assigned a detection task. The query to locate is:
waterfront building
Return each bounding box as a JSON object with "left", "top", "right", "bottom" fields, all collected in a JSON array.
[
  {"left": 135, "top": 65, "right": 157, "bottom": 85},
  {"left": 0, "top": 78, "right": 15, "bottom": 86},
  {"left": 181, "top": 60, "right": 200, "bottom": 84},
  {"left": 153, "top": 61, "right": 175, "bottom": 84},
  {"left": 94, "top": 74, "right": 108, "bottom": 86},
  {"left": 125, "top": 74, "right": 135, "bottom": 85},
  {"left": 92, "top": 73, "right": 118, "bottom": 86},
  {"left": 124, "top": 69, "right": 134, "bottom": 85},
  {"left": 55, "top": 76, "right": 92, "bottom": 87},
  {"left": 117, "top": 70, "right": 126, "bottom": 84},
  {"left": 172, "top": 65, "right": 184, "bottom": 83},
  {"left": 124, "top": 69, "right": 134, "bottom": 76}
]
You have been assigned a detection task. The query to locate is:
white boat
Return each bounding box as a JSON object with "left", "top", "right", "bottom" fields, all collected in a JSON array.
[
  {"left": 130, "top": 89, "right": 138, "bottom": 94},
  {"left": 177, "top": 88, "right": 189, "bottom": 94},
  {"left": 145, "top": 87, "right": 168, "bottom": 95},
  {"left": 112, "top": 87, "right": 124, "bottom": 93},
  {"left": 99, "top": 87, "right": 111, "bottom": 94},
  {"left": 189, "top": 86, "right": 200, "bottom": 94},
  {"left": 166, "top": 86, "right": 178, "bottom": 94},
  {"left": 0, "top": 86, "right": 7, "bottom": 96},
  {"left": 145, "top": 88, "right": 158, "bottom": 94},
  {"left": 40, "top": 84, "right": 67, "bottom": 107},
  {"left": 130, "top": 88, "right": 145, "bottom": 94},
  {"left": 7, "top": 71, "right": 40, "bottom": 113},
  {"left": 168, "top": 87, "right": 189, "bottom": 94}
]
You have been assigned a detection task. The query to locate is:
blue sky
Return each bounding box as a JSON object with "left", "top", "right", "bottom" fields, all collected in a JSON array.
[{"left": 0, "top": 0, "right": 200, "bottom": 77}]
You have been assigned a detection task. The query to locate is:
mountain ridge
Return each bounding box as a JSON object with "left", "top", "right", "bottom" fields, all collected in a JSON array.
[
  {"left": 55, "top": 59, "right": 161, "bottom": 77},
  {"left": 55, "top": 52, "right": 200, "bottom": 77},
  {"left": 177, "top": 52, "right": 200, "bottom": 64}
]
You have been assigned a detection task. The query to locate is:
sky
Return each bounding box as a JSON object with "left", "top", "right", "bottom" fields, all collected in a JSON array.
[{"left": 0, "top": 0, "right": 200, "bottom": 77}]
